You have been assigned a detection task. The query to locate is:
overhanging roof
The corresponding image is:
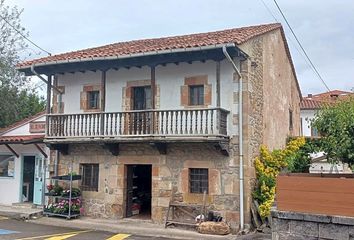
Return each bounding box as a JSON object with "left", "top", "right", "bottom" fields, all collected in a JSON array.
[
  {"left": 0, "top": 135, "right": 44, "bottom": 144},
  {"left": 18, "top": 44, "right": 245, "bottom": 76}
]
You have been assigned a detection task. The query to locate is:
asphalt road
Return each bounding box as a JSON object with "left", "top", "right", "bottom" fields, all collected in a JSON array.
[{"left": 0, "top": 216, "right": 173, "bottom": 240}]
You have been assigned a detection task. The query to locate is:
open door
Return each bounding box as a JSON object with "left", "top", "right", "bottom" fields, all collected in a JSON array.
[
  {"left": 126, "top": 165, "right": 134, "bottom": 217},
  {"left": 33, "top": 155, "right": 44, "bottom": 205},
  {"left": 126, "top": 165, "right": 152, "bottom": 219}
]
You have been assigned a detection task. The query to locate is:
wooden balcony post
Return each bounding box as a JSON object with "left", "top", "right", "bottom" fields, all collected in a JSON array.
[
  {"left": 216, "top": 62, "right": 221, "bottom": 134},
  {"left": 46, "top": 75, "right": 52, "bottom": 136},
  {"left": 151, "top": 66, "right": 156, "bottom": 134},
  {"left": 100, "top": 70, "right": 107, "bottom": 136}
]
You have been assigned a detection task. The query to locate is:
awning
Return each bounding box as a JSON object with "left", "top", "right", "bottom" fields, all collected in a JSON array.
[{"left": 0, "top": 135, "right": 44, "bottom": 144}]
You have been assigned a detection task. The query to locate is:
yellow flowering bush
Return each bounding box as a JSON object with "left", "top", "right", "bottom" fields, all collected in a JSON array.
[{"left": 253, "top": 137, "right": 305, "bottom": 218}]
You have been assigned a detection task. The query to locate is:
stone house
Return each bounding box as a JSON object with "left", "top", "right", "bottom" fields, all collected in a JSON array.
[{"left": 16, "top": 23, "right": 301, "bottom": 230}]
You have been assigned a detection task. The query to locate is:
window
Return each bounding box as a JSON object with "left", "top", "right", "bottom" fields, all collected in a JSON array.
[
  {"left": 289, "top": 110, "right": 293, "bottom": 130},
  {"left": 0, "top": 155, "right": 15, "bottom": 177},
  {"left": 133, "top": 86, "right": 152, "bottom": 110},
  {"left": 87, "top": 91, "right": 100, "bottom": 109},
  {"left": 189, "top": 85, "right": 204, "bottom": 106},
  {"left": 189, "top": 168, "right": 208, "bottom": 194},
  {"left": 80, "top": 164, "right": 99, "bottom": 191}
]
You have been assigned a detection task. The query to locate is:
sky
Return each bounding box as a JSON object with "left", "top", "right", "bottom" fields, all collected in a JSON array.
[{"left": 7, "top": 0, "right": 354, "bottom": 95}]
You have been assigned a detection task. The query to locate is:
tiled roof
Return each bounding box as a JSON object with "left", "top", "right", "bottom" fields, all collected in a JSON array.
[
  {"left": 0, "top": 111, "right": 45, "bottom": 135},
  {"left": 17, "top": 23, "right": 281, "bottom": 68},
  {"left": 0, "top": 135, "right": 44, "bottom": 144},
  {"left": 301, "top": 90, "right": 354, "bottom": 110},
  {"left": 311, "top": 90, "right": 353, "bottom": 102},
  {"left": 300, "top": 99, "right": 324, "bottom": 109}
]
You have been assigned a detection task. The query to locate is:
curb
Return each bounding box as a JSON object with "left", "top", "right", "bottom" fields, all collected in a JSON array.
[
  {"left": 28, "top": 217, "right": 235, "bottom": 240},
  {"left": 0, "top": 210, "right": 43, "bottom": 220}
]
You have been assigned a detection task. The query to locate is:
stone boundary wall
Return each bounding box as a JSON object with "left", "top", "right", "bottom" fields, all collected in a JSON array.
[{"left": 271, "top": 209, "right": 354, "bottom": 240}]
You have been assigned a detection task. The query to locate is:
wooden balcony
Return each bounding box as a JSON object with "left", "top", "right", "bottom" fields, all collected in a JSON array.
[{"left": 46, "top": 108, "right": 229, "bottom": 143}]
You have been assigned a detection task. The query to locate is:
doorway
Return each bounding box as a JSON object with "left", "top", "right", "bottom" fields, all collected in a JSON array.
[
  {"left": 126, "top": 164, "right": 152, "bottom": 219},
  {"left": 22, "top": 156, "right": 35, "bottom": 202}
]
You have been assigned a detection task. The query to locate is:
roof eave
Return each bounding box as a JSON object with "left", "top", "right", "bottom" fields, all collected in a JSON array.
[{"left": 17, "top": 43, "right": 248, "bottom": 74}]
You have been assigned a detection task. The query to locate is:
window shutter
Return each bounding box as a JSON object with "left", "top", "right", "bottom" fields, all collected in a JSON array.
[
  {"left": 80, "top": 91, "right": 87, "bottom": 110},
  {"left": 204, "top": 84, "right": 212, "bottom": 106},
  {"left": 181, "top": 85, "right": 189, "bottom": 106}
]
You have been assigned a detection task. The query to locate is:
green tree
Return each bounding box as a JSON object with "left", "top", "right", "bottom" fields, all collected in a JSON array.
[
  {"left": 312, "top": 98, "right": 354, "bottom": 166},
  {"left": 0, "top": 0, "right": 45, "bottom": 128},
  {"left": 0, "top": 0, "right": 28, "bottom": 87}
]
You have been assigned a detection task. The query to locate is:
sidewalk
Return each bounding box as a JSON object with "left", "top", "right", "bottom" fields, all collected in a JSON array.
[
  {"left": 28, "top": 216, "right": 239, "bottom": 240},
  {"left": 0, "top": 204, "right": 42, "bottom": 220}
]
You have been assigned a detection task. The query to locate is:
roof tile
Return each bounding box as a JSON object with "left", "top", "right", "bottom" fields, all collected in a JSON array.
[{"left": 17, "top": 23, "right": 281, "bottom": 68}]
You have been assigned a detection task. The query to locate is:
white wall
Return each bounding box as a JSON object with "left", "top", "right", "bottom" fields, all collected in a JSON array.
[
  {"left": 300, "top": 109, "right": 317, "bottom": 137},
  {"left": 57, "top": 59, "right": 239, "bottom": 135},
  {"left": 310, "top": 161, "right": 352, "bottom": 174},
  {"left": 0, "top": 144, "right": 47, "bottom": 205},
  {"left": 2, "top": 116, "right": 46, "bottom": 136}
]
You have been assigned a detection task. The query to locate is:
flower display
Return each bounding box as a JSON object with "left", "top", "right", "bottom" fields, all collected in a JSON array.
[{"left": 45, "top": 198, "right": 81, "bottom": 214}]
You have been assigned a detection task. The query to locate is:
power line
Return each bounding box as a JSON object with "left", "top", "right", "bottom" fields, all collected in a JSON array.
[
  {"left": 272, "top": 0, "right": 330, "bottom": 91},
  {"left": 260, "top": 0, "right": 279, "bottom": 22},
  {"left": 0, "top": 14, "right": 52, "bottom": 56}
]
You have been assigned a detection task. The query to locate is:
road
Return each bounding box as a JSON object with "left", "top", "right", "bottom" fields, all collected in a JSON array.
[{"left": 0, "top": 216, "right": 173, "bottom": 240}]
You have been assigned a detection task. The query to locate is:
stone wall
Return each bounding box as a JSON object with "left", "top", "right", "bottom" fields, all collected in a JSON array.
[
  {"left": 272, "top": 209, "right": 354, "bottom": 240},
  {"left": 58, "top": 142, "right": 240, "bottom": 230}
]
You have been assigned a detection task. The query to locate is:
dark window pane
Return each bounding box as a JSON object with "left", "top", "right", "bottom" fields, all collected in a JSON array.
[
  {"left": 189, "top": 85, "right": 204, "bottom": 106},
  {"left": 80, "top": 164, "right": 99, "bottom": 191},
  {"left": 0, "top": 155, "right": 15, "bottom": 177},
  {"left": 88, "top": 91, "right": 99, "bottom": 109},
  {"left": 289, "top": 110, "right": 293, "bottom": 130},
  {"left": 133, "top": 86, "right": 151, "bottom": 110},
  {"left": 189, "top": 168, "right": 208, "bottom": 194}
]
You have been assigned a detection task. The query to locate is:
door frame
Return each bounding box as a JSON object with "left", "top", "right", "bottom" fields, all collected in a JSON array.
[
  {"left": 20, "top": 153, "right": 40, "bottom": 203},
  {"left": 124, "top": 164, "right": 153, "bottom": 218}
]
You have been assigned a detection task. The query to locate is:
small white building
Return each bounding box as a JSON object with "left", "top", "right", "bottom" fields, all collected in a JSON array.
[
  {"left": 0, "top": 112, "right": 50, "bottom": 205},
  {"left": 300, "top": 90, "right": 353, "bottom": 137},
  {"left": 309, "top": 152, "right": 352, "bottom": 174}
]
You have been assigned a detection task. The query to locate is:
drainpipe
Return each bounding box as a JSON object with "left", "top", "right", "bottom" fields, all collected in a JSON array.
[{"left": 222, "top": 46, "right": 244, "bottom": 231}]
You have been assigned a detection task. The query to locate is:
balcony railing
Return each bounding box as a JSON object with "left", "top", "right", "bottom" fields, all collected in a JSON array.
[{"left": 46, "top": 108, "right": 229, "bottom": 140}]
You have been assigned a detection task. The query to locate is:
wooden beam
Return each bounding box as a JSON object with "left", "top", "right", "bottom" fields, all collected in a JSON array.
[
  {"left": 214, "top": 142, "right": 229, "bottom": 156},
  {"left": 153, "top": 142, "right": 167, "bottom": 155},
  {"left": 216, "top": 61, "right": 221, "bottom": 107},
  {"left": 46, "top": 75, "right": 52, "bottom": 136},
  {"left": 48, "top": 144, "right": 69, "bottom": 155},
  {"left": 100, "top": 70, "right": 107, "bottom": 136},
  {"left": 35, "top": 143, "right": 48, "bottom": 158},
  {"left": 151, "top": 66, "right": 156, "bottom": 109},
  {"left": 103, "top": 143, "right": 119, "bottom": 156},
  {"left": 5, "top": 144, "right": 19, "bottom": 158},
  {"left": 151, "top": 66, "right": 156, "bottom": 134}
]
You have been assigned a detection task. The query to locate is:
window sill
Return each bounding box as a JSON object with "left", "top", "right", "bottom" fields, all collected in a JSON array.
[{"left": 0, "top": 176, "right": 15, "bottom": 179}]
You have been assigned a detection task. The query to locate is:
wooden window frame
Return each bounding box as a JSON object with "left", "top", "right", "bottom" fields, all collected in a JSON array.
[
  {"left": 87, "top": 90, "right": 100, "bottom": 110},
  {"left": 189, "top": 85, "right": 204, "bottom": 106},
  {"left": 80, "top": 163, "right": 99, "bottom": 192},
  {"left": 189, "top": 168, "right": 209, "bottom": 194}
]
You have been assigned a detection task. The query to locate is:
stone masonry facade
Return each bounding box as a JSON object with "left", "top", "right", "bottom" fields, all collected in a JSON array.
[
  {"left": 272, "top": 209, "right": 354, "bottom": 240},
  {"left": 58, "top": 142, "right": 240, "bottom": 230},
  {"left": 55, "top": 29, "right": 301, "bottom": 232}
]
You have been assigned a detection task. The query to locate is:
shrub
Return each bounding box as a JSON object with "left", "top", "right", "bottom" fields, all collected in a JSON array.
[{"left": 253, "top": 137, "right": 305, "bottom": 218}]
